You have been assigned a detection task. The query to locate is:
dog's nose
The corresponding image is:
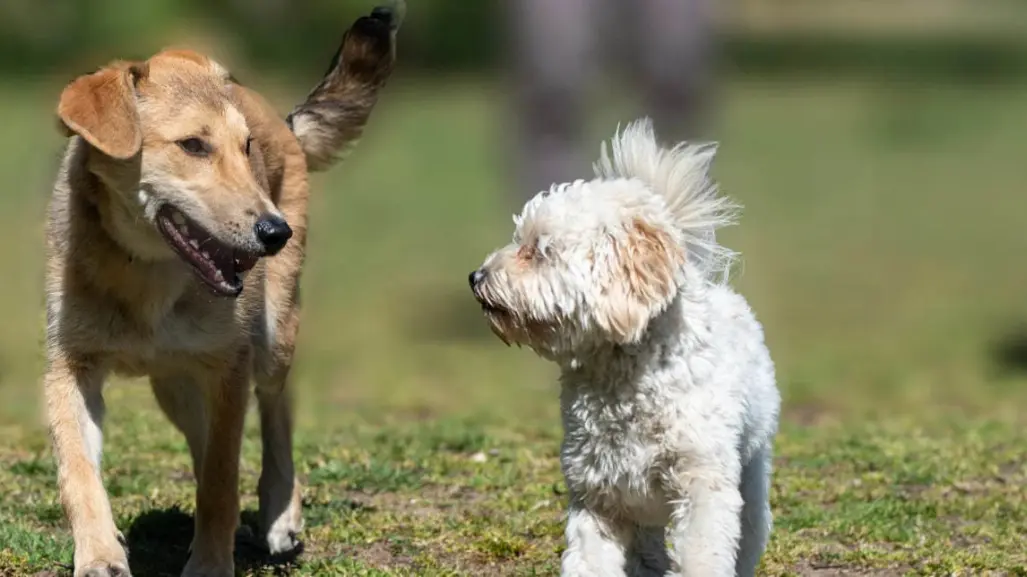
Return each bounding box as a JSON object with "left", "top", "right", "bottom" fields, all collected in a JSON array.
[
  {"left": 254, "top": 214, "right": 293, "bottom": 255},
  {"left": 469, "top": 269, "right": 486, "bottom": 288}
]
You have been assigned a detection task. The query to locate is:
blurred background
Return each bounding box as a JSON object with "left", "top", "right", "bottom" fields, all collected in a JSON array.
[{"left": 2, "top": 0, "right": 1027, "bottom": 429}]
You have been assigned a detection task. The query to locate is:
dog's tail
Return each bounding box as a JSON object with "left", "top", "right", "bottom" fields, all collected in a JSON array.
[
  {"left": 286, "top": 1, "right": 403, "bottom": 172},
  {"left": 594, "top": 118, "right": 740, "bottom": 281}
]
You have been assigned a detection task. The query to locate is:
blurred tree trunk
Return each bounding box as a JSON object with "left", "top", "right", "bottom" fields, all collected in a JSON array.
[
  {"left": 509, "top": 0, "right": 716, "bottom": 201},
  {"left": 632, "top": 0, "right": 717, "bottom": 143}
]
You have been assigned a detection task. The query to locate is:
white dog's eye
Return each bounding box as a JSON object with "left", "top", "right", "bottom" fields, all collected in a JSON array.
[{"left": 537, "top": 238, "right": 552, "bottom": 258}]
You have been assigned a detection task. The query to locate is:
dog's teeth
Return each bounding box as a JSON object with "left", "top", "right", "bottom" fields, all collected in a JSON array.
[
  {"left": 214, "top": 269, "right": 224, "bottom": 282},
  {"left": 172, "top": 212, "right": 186, "bottom": 226},
  {"left": 202, "top": 251, "right": 211, "bottom": 259},
  {"left": 179, "top": 225, "right": 189, "bottom": 235},
  {"left": 189, "top": 239, "right": 200, "bottom": 249}
]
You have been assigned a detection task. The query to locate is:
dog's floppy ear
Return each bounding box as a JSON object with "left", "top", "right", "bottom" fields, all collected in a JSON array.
[
  {"left": 57, "top": 62, "right": 147, "bottom": 160},
  {"left": 594, "top": 219, "right": 685, "bottom": 344}
]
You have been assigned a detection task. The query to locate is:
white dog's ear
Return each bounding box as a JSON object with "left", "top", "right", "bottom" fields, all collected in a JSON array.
[{"left": 594, "top": 219, "right": 684, "bottom": 344}]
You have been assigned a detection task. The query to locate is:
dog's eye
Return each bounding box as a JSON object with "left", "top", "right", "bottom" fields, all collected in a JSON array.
[
  {"left": 244, "top": 136, "right": 253, "bottom": 156},
  {"left": 178, "top": 137, "right": 210, "bottom": 157}
]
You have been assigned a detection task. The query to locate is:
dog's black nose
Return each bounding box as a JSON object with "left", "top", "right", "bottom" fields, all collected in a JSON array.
[
  {"left": 469, "top": 269, "right": 486, "bottom": 288},
  {"left": 254, "top": 214, "right": 293, "bottom": 255}
]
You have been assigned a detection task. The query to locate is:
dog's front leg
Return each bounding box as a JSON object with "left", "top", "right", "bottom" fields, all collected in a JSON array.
[
  {"left": 180, "top": 353, "right": 250, "bottom": 577},
  {"left": 664, "top": 467, "right": 744, "bottom": 577},
  {"left": 45, "top": 357, "right": 129, "bottom": 577},
  {"left": 561, "top": 497, "right": 631, "bottom": 577},
  {"left": 255, "top": 365, "right": 301, "bottom": 555}
]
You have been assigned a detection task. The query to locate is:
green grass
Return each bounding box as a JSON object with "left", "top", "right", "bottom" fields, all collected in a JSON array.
[{"left": 1, "top": 75, "right": 1027, "bottom": 575}]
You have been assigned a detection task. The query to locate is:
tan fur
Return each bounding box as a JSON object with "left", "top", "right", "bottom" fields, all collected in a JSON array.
[
  {"left": 595, "top": 220, "right": 685, "bottom": 343},
  {"left": 57, "top": 63, "right": 147, "bottom": 159},
  {"left": 44, "top": 6, "right": 399, "bottom": 577},
  {"left": 287, "top": 5, "right": 399, "bottom": 171}
]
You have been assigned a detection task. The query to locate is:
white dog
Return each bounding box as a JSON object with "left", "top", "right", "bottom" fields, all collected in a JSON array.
[{"left": 470, "top": 119, "right": 780, "bottom": 577}]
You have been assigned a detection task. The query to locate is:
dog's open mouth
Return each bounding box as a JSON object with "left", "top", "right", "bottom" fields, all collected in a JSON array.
[{"left": 156, "top": 205, "right": 259, "bottom": 297}]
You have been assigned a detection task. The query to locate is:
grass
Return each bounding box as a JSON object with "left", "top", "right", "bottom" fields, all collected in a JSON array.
[{"left": 1, "top": 73, "right": 1026, "bottom": 575}]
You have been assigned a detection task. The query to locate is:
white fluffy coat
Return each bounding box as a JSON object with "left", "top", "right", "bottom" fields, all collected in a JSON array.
[{"left": 471, "top": 119, "right": 780, "bottom": 577}]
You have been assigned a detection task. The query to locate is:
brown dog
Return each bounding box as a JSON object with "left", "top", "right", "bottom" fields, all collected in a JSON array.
[{"left": 44, "top": 4, "right": 400, "bottom": 576}]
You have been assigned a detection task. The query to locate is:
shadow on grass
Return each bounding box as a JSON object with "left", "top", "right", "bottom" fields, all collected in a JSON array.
[
  {"left": 125, "top": 507, "right": 302, "bottom": 576},
  {"left": 988, "top": 322, "right": 1027, "bottom": 376}
]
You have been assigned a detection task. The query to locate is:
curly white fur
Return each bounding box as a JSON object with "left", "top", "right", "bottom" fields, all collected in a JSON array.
[
  {"left": 471, "top": 119, "right": 780, "bottom": 577},
  {"left": 594, "top": 120, "right": 740, "bottom": 282}
]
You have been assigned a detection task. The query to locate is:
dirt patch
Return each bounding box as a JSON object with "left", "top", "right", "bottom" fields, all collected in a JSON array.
[
  {"left": 370, "top": 483, "right": 491, "bottom": 516},
  {"left": 343, "top": 486, "right": 553, "bottom": 575},
  {"left": 347, "top": 539, "right": 512, "bottom": 577},
  {"left": 345, "top": 540, "right": 414, "bottom": 571},
  {"left": 794, "top": 563, "right": 914, "bottom": 576}
]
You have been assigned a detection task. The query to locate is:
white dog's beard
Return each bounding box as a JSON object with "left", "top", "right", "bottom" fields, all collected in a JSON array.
[
  {"left": 484, "top": 314, "right": 513, "bottom": 346},
  {"left": 481, "top": 307, "right": 569, "bottom": 356}
]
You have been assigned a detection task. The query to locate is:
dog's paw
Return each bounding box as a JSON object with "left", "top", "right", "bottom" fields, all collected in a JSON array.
[
  {"left": 266, "top": 525, "right": 302, "bottom": 556},
  {"left": 76, "top": 561, "right": 131, "bottom": 577},
  {"left": 258, "top": 473, "right": 305, "bottom": 557},
  {"left": 75, "top": 535, "right": 132, "bottom": 577},
  {"left": 263, "top": 502, "right": 304, "bottom": 556}
]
